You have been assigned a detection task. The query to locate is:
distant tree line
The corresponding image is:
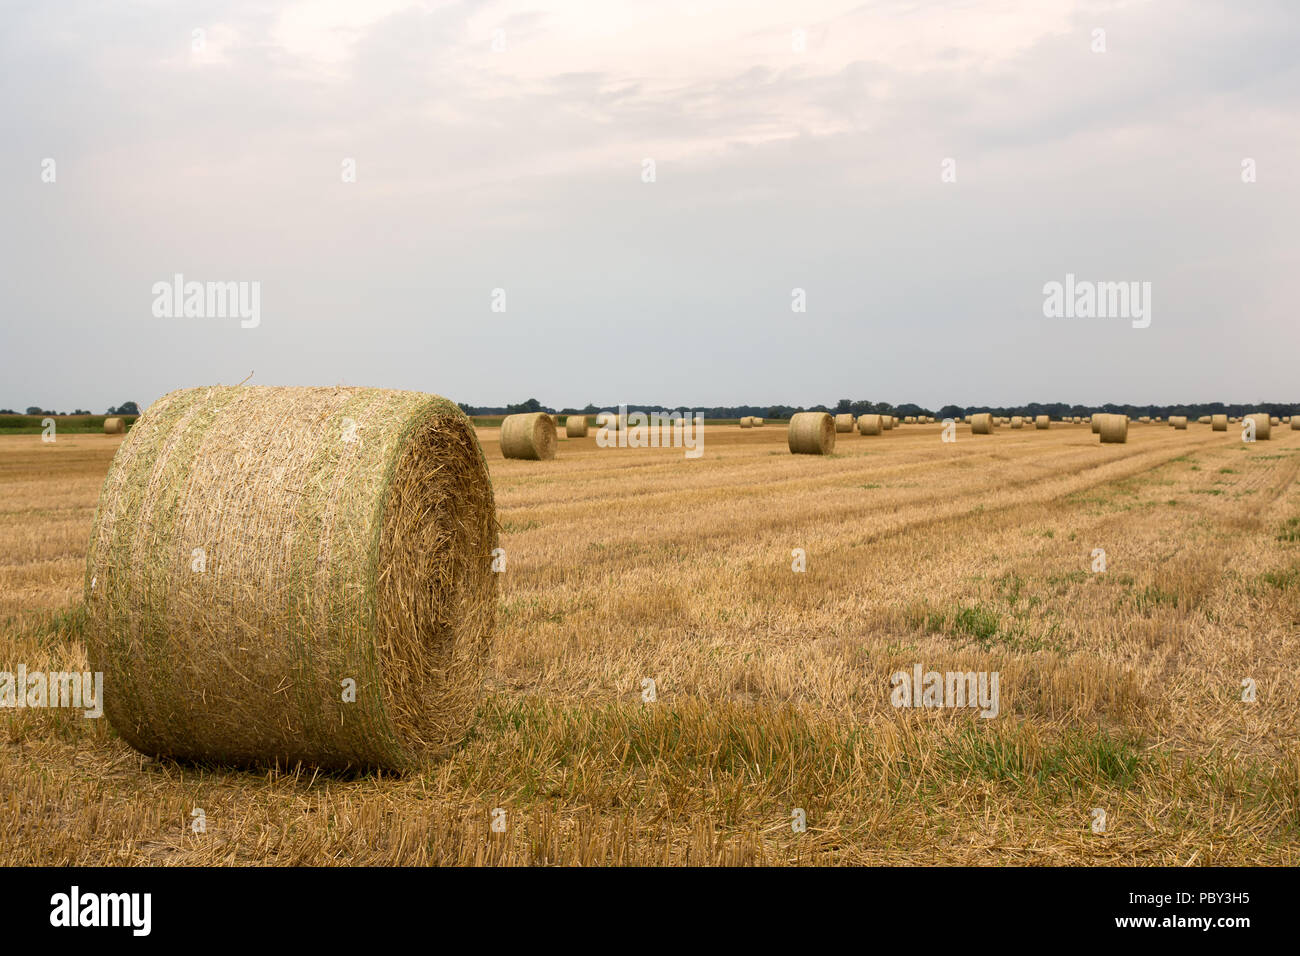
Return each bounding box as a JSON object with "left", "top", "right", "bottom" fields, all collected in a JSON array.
[
  {"left": 0, "top": 402, "right": 139, "bottom": 416},
  {"left": 458, "top": 399, "right": 1300, "bottom": 420}
]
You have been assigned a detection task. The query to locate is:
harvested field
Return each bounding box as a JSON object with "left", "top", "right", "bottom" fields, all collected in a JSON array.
[{"left": 2, "top": 421, "right": 1299, "bottom": 865}]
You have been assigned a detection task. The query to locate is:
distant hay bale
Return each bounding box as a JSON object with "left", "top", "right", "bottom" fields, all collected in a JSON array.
[
  {"left": 789, "top": 412, "right": 836, "bottom": 455},
  {"left": 962, "top": 416, "right": 971, "bottom": 424},
  {"left": 752, "top": 417, "right": 764, "bottom": 427},
  {"left": 1246, "top": 412, "right": 1271, "bottom": 440},
  {"left": 883, "top": 415, "right": 895, "bottom": 430},
  {"left": 1170, "top": 416, "right": 1188, "bottom": 429},
  {"left": 1211, "top": 414, "right": 1228, "bottom": 431},
  {"left": 903, "top": 416, "right": 917, "bottom": 425},
  {"left": 1138, "top": 416, "right": 1150, "bottom": 424},
  {"left": 739, "top": 417, "right": 754, "bottom": 428},
  {"left": 1010, "top": 416, "right": 1024, "bottom": 429},
  {"left": 1291, "top": 416, "right": 1300, "bottom": 430},
  {"left": 103, "top": 417, "right": 125, "bottom": 435},
  {"left": 1035, "top": 415, "right": 1049, "bottom": 429},
  {"left": 501, "top": 412, "right": 557, "bottom": 460},
  {"left": 970, "top": 412, "right": 994, "bottom": 435},
  {"left": 858, "top": 413, "right": 883, "bottom": 435},
  {"left": 835, "top": 413, "right": 855, "bottom": 433},
  {"left": 84, "top": 385, "right": 497, "bottom": 771},
  {"left": 1270, "top": 416, "right": 1280, "bottom": 426},
  {"left": 565, "top": 415, "right": 588, "bottom": 438},
  {"left": 1099, "top": 413, "right": 1128, "bottom": 443}
]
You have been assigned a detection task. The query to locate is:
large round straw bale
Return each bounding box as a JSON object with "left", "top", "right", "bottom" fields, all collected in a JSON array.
[
  {"left": 1212, "top": 415, "right": 1228, "bottom": 430},
  {"left": 739, "top": 417, "right": 754, "bottom": 428},
  {"left": 970, "top": 413, "right": 994, "bottom": 435},
  {"left": 1170, "top": 416, "right": 1188, "bottom": 429},
  {"left": 1246, "top": 412, "right": 1271, "bottom": 440},
  {"left": 1090, "top": 414, "right": 1102, "bottom": 433},
  {"left": 83, "top": 385, "right": 497, "bottom": 771},
  {"left": 501, "top": 412, "right": 557, "bottom": 460},
  {"left": 858, "top": 414, "right": 883, "bottom": 436},
  {"left": 789, "top": 412, "right": 836, "bottom": 455},
  {"left": 883, "top": 415, "right": 895, "bottom": 430},
  {"left": 1035, "top": 415, "right": 1049, "bottom": 429},
  {"left": 751, "top": 417, "right": 764, "bottom": 427},
  {"left": 835, "top": 413, "right": 855, "bottom": 433},
  {"left": 1099, "top": 413, "right": 1128, "bottom": 443},
  {"left": 565, "top": 414, "right": 588, "bottom": 438},
  {"left": 103, "top": 417, "right": 125, "bottom": 435},
  {"left": 1010, "top": 416, "right": 1024, "bottom": 429},
  {"left": 1292, "top": 417, "right": 1300, "bottom": 430}
]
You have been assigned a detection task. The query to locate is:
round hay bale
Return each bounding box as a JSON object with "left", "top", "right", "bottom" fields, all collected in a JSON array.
[
  {"left": 1292, "top": 417, "right": 1300, "bottom": 431},
  {"left": 1197, "top": 416, "right": 1211, "bottom": 424},
  {"left": 1035, "top": 415, "right": 1049, "bottom": 429},
  {"left": 789, "top": 412, "right": 836, "bottom": 455},
  {"left": 752, "top": 417, "right": 764, "bottom": 427},
  {"left": 1090, "top": 414, "right": 1102, "bottom": 433},
  {"left": 103, "top": 417, "right": 125, "bottom": 435},
  {"left": 835, "top": 413, "right": 855, "bottom": 433},
  {"left": 1211, "top": 414, "right": 1228, "bottom": 431},
  {"left": 1138, "top": 416, "right": 1150, "bottom": 424},
  {"left": 739, "top": 417, "right": 754, "bottom": 429},
  {"left": 501, "top": 412, "right": 557, "bottom": 460},
  {"left": 962, "top": 416, "right": 971, "bottom": 424},
  {"left": 1170, "top": 416, "right": 1188, "bottom": 429},
  {"left": 83, "top": 385, "right": 497, "bottom": 771},
  {"left": 883, "top": 415, "right": 895, "bottom": 430},
  {"left": 903, "top": 416, "right": 917, "bottom": 425},
  {"left": 565, "top": 414, "right": 588, "bottom": 438},
  {"left": 1099, "top": 413, "right": 1128, "bottom": 444},
  {"left": 1010, "top": 416, "right": 1024, "bottom": 429},
  {"left": 1246, "top": 412, "right": 1271, "bottom": 440},
  {"left": 858, "top": 413, "right": 883, "bottom": 436},
  {"left": 1270, "top": 416, "right": 1280, "bottom": 426},
  {"left": 970, "top": 413, "right": 994, "bottom": 435}
]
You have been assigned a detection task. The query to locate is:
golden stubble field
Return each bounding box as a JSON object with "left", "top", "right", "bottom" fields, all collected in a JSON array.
[{"left": 2, "top": 421, "right": 1298, "bottom": 865}]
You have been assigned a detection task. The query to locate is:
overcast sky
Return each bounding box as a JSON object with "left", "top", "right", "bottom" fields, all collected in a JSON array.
[{"left": 3, "top": 0, "right": 1297, "bottom": 412}]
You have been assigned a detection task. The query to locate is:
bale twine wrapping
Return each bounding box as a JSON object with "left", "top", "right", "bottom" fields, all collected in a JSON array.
[
  {"left": 834, "top": 413, "right": 855, "bottom": 433},
  {"left": 788, "top": 412, "right": 836, "bottom": 455},
  {"left": 104, "top": 417, "right": 125, "bottom": 435},
  {"left": 1099, "top": 413, "right": 1128, "bottom": 444},
  {"left": 1035, "top": 415, "right": 1049, "bottom": 429},
  {"left": 858, "top": 414, "right": 883, "bottom": 436},
  {"left": 83, "top": 385, "right": 498, "bottom": 771},
  {"left": 1211, "top": 414, "right": 1228, "bottom": 431},
  {"left": 1246, "top": 412, "right": 1271, "bottom": 440},
  {"left": 501, "top": 412, "right": 557, "bottom": 460},
  {"left": 565, "top": 414, "right": 588, "bottom": 438},
  {"left": 1170, "top": 416, "right": 1188, "bottom": 429},
  {"left": 970, "top": 413, "right": 994, "bottom": 435}
]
